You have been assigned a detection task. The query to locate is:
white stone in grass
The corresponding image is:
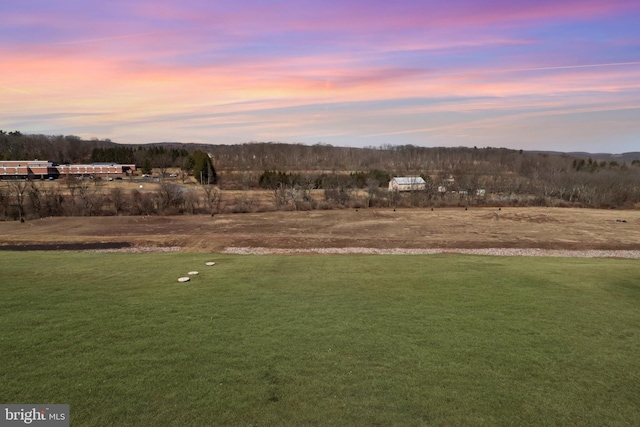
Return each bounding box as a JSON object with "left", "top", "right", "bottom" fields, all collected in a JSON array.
[
  {"left": 178, "top": 277, "right": 190, "bottom": 283},
  {"left": 205, "top": 262, "right": 216, "bottom": 266},
  {"left": 188, "top": 271, "right": 199, "bottom": 275}
]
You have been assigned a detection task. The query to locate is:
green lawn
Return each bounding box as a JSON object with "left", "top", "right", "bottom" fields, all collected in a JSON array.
[{"left": 1, "top": 252, "right": 639, "bottom": 426}]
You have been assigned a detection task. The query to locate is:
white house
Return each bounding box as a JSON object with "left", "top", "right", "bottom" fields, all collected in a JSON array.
[{"left": 388, "top": 177, "right": 427, "bottom": 192}]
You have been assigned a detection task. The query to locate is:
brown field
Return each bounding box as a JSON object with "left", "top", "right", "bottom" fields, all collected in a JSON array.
[{"left": 0, "top": 207, "right": 639, "bottom": 252}]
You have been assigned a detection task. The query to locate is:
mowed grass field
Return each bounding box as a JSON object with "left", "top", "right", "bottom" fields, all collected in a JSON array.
[{"left": 1, "top": 252, "right": 639, "bottom": 426}]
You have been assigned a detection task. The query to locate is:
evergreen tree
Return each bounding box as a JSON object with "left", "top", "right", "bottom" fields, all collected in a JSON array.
[{"left": 192, "top": 151, "right": 217, "bottom": 184}]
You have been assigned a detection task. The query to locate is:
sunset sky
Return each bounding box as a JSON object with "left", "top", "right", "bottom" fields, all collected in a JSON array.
[{"left": 2, "top": 0, "right": 639, "bottom": 152}]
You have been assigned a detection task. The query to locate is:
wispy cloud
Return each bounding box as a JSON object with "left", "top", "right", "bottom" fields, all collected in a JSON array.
[
  {"left": 51, "top": 31, "right": 171, "bottom": 46},
  {"left": 485, "top": 61, "right": 640, "bottom": 75},
  {"left": 0, "top": 85, "right": 36, "bottom": 95}
]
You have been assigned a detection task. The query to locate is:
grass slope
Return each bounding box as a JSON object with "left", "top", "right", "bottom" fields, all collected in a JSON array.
[{"left": 1, "top": 252, "right": 639, "bottom": 426}]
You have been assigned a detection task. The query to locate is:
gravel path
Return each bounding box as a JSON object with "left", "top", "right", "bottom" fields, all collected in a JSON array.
[
  {"left": 223, "top": 247, "right": 640, "bottom": 258},
  {"left": 18, "top": 244, "right": 639, "bottom": 258}
]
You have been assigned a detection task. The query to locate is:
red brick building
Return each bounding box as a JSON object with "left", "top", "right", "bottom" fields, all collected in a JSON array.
[{"left": 0, "top": 160, "right": 136, "bottom": 180}]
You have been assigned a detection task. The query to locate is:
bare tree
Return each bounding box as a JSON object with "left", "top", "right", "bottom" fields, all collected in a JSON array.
[
  {"left": 183, "top": 190, "right": 199, "bottom": 214},
  {"left": 273, "top": 183, "right": 288, "bottom": 209},
  {"left": 298, "top": 174, "right": 317, "bottom": 208},
  {"left": 457, "top": 172, "right": 480, "bottom": 206},
  {"left": 110, "top": 187, "right": 126, "bottom": 215},
  {"left": 156, "top": 182, "right": 184, "bottom": 214},
  {"left": 202, "top": 185, "right": 222, "bottom": 216},
  {"left": 28, "top": 182, "right": 43, "bottom": 218},
  {"left": 155, "top": 151, "right": 173, "bottom": 180},
  {"left": 286, "top": 185, "right": 303, "bottom": 210},
  {"left": 322, "top": 173, "right": 353, "bottom": 207},
  {"left": 76, "top": 180, "right": 102, "bottom": 216},
  {"left": 130, "top": 190, "right": 156, "bottom": 215},
  {"left": 180, "top": 156, "right": 194, "bottom": 184},
  {"left": 0, "top": 185, "right": 10, "bottom": 219},
  {"left": 9, "top": 180, "right": 28, "bottom": 222},
  {"left": 42, "top": 185, "right": 64, "bottom": 217}
]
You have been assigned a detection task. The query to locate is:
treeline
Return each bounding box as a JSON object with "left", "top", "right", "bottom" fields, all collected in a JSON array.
[
  {"left": 0, "top": 131, "right": 110, "bottom": 163},
  {"left": 258, "top": 169, "right": 391, "bottom": 191},
  {"left": 3, "top": 130, "right": 639, "bottom": 176},
  {"left": 572, "top": 157, "right": 629, "bottom": 172}
]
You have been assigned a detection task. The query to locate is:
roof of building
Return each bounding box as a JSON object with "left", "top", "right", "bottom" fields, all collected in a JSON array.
[{"left": 392, "top": 177, "right": 426, "bottom": 185}]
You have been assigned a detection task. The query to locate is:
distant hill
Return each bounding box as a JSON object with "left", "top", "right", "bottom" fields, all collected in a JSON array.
[
  {"left": 2, "top": 130, "right": 640, "bottom": 171},
  {"left": 529, "top": 151, "right": 640, "bottom": 163}
]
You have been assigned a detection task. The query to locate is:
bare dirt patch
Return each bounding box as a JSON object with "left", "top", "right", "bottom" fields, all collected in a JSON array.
[{"left": 0, "top": 207, "right": 639, "bottom": 253}]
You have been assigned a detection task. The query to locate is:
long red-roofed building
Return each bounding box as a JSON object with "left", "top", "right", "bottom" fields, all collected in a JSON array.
[{"left": 0, "top": 160, "right": 136, "bottom": 180}]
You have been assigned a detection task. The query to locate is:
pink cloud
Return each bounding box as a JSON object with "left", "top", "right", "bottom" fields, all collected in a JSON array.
[
  {"left": 105, "top": 0, "right": 640, "bottom": 46},
  {"left": 3, "top": 41, "right": 637, "bottom": 116}
]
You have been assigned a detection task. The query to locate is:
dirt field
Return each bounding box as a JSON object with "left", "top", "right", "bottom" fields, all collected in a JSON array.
[{"left": 0, "top": 207, "right": 639, "bottom": 253}]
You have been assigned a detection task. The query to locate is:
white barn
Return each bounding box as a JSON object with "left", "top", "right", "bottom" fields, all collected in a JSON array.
[{"left": 388, "top": 176, "right": 427, "bottom": 192}]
